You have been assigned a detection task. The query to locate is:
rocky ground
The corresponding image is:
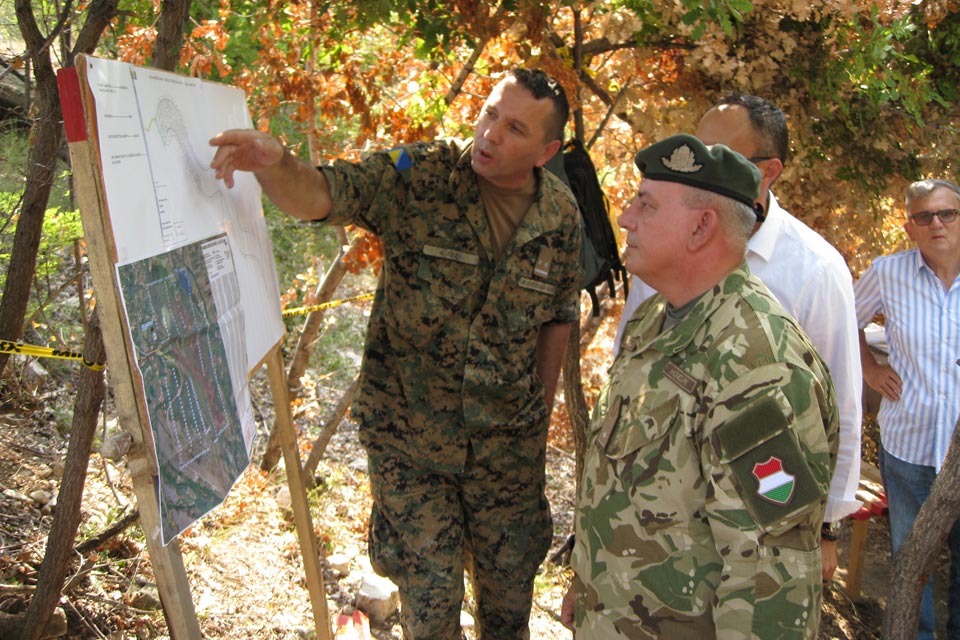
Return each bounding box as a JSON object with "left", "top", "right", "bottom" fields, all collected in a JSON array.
[{"left": 0, "top": 297, "right": 950, "bottom": 639}]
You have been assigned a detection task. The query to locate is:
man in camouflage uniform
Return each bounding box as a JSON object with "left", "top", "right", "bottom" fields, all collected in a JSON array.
[
  {"left": 210, "top": 69, "right": 581, "bottom": 639},
  {"left": 561, "top": 134, "right": 838, "bottom": 639}
]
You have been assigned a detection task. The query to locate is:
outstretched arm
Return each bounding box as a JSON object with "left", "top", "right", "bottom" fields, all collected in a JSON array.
[{"left": 209, "top": 129, "right": 332, "bottom": 221}]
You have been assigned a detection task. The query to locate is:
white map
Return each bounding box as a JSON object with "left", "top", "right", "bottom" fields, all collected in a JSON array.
[{"left": 86, "top": 56, "right": 283, "bottom": 372}]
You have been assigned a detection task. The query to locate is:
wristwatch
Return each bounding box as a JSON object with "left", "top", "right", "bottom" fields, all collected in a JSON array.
[{"left": 821, "top": 521, "right": 840, "bottom": 541}]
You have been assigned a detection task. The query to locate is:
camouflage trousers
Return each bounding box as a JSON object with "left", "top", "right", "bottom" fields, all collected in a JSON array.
[{"left": 366, "top": 440, "right": 552, "bottom": 640}]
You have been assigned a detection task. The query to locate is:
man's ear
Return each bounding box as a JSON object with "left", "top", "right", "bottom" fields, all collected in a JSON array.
[
  {"left": 688, "top": 208, "right": 718, "bottom": 252},
  {"left": 761, "top": 157, "right": 784, "bottom": 192},
  {"left": 764, "top": 157, "right": 784, "bottom": 180},
  {"left": 536, "top": 139, "right": 562, "bottom": 168}
]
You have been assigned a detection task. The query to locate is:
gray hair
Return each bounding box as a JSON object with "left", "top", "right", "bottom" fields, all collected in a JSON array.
[
  {"left": 905, "top": 179, "right": 960, "bottom": 208},
  {"left": 683, "top": 187, "right": 757, "bottom": 245}
]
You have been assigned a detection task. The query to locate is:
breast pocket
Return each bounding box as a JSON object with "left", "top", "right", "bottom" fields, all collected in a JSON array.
[
  {"left": 383, "top": 244, "right": 479, "bottom": 349},
  {"left": 600, "top": 394, "right": 681, "bottom": 493},
  {"left": 502, "top": 283, "right": 557, "bottom": 334}
]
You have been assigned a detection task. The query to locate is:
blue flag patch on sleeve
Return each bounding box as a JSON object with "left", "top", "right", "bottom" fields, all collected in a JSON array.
[{"left": 388, "top": 147, "right": 413, "bottom": 171}]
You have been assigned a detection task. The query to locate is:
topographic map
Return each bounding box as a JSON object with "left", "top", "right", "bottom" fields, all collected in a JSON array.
[{"left": 118, "top": 235, "right": 248, "bottom": 544}]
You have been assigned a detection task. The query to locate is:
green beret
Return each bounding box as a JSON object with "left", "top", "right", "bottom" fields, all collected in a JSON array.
[{"left": 634, "top": 133, "right": 761, "bottom": 209}]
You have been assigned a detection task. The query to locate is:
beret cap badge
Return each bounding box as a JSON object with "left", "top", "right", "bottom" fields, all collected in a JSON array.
[
  {"left": 634, "top": 133, "right": 763, "bottom": 216},
  {"left": 662, "top": 145, "right": 702, "bottom": 173}
]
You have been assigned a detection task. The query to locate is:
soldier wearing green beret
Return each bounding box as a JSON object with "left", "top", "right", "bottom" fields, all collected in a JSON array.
[
  {"left": 210, "top": 69, "right": 582, "bottom": 639},
  {"left": 561, "top": 133, "right": 839, "bottom": 639}
]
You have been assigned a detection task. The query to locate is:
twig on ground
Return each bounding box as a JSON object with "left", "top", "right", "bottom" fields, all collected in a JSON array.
[
  {"left": 63, "top": 597, "right": 107, "bottom": 640},
  {"left": 75, "top": 507, "right": 139, "bottom": 555}
]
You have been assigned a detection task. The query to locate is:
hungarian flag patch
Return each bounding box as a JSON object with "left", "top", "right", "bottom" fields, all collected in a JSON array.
[{"left": 753, "top": 456, "right": 795, "bottom": 505}]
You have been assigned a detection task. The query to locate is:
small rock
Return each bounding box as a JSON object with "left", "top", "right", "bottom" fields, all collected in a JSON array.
[
  {"left": 3, "top": 488, "right": 31, "bottom": 503},
  {"left": 101, "top": 431, "right": 134, "bottom": 460},
  {"left": 36, "top": 464, "right": 53, "bottom": 479},
  {"left": 325, "top": 553, "right": 350, "bottom": 575},
  {"left": 355, "top": 571, "right": 399, "bottom": 624},
  {"left": 29, "top": 489, "right": 52, "bottom": 505},
  {"left": 22, "top": 360, "right": 49, "bottom": 391},
  {"left": 275, "top": 485, "right": 292, "bottom": 511},
  {"left": 128, "top": 586, "right": 162, "bottom": 611}
]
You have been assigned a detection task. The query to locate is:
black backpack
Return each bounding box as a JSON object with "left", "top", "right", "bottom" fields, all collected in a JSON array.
[{"left": 546, "top": 139, "right": 628, "bottom": 316}]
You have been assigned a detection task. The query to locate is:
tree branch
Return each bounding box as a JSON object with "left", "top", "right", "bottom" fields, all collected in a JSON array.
[{"left": 72, "top": 1, "right": 123, "bottom": 61}]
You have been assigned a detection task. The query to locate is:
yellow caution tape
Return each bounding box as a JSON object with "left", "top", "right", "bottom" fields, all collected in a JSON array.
[
  {"left": 282, "top": 292, "right": 374, "bottom": 318},
  {"left": 0, "top": 339, "right": 105, "bottom": 371},
  {"left": 0, "top": 292, "right": 375, "bottom": 370}
]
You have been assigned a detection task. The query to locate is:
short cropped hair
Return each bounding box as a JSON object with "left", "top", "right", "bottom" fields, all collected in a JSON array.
[
  {"left": 715, "top": 93, "right": 789, "bottom": 164},
  {"left": 510, "top": 68, "right": 569, "bottom": 144},
  {"left": 905, "top": 178, "right": 960, "bottom": 208},
  {"left": 683, "top": 186, "right": 757, "bottom": 246}
]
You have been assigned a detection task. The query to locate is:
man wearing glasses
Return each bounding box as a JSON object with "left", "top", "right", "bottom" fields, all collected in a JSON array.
[
  {"left": 615, "top": 94, "right": 863, "bottom": 581},
  {"left": 855, "top": 178, "right": 960, "bottom": 640}
]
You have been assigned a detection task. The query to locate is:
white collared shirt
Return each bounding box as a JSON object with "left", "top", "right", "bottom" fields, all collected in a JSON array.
[
  {"left": 616, "top": 193, "right": 864, "bottom": 521},
  {"left": 855, "top": 248, "right": 960, "bottom": 470}
]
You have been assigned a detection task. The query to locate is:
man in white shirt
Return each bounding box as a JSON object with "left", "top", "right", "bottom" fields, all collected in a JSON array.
[{"left": 615, "top": 94, "right": 862, "bottom": 581}]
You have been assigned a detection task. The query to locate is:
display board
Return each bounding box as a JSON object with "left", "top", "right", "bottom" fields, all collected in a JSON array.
[
  {"left": 82, "top": 55, "right": 284, "bottom": 543},
  {"left": 58, "top": 54, "right": 330, "bottom": 639}
]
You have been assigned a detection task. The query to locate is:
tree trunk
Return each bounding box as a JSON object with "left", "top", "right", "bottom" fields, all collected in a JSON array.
[
  {"left": 562, "top": 322, "right": 589, "bottom": 487},
  {"left": 17, "top": 313, "right": 106, "bottom": 640},
  {"left": 0, "top": 4, "right": 66, "bottom": 378},
  {"left": 1, "top": 0, "right": 120, "bottom": 378},
  {"left": 260, "top": 245, "right": 351, "bottom": 471},
  {"left": 302, "top": 374, "right": 359, "bottom": 483},
  {"left": 883, "top": 415, "right": 960, "bottom": 639},
  {"left": 153, "top": 0, "right": 192, "bottom": 71}
]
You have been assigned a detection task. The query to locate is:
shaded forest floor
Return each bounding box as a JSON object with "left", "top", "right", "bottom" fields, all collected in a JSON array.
[{"left": 0, "top": 295, "right": 950, "bottom": 639}]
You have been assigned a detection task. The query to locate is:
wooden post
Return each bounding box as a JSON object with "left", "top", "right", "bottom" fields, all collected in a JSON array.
[
  {"left": 264, "top": 347, "right": 332, "bottom": 640},
  {"left": 60, "top": 63, "right": 202, "bottom": 639}
]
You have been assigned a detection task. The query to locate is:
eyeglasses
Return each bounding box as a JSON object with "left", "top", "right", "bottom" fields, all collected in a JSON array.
[
  {"left": 748, "top": 156, "right": 775, "bottom": 163},
  {"left": 910, "top": 208, "right": 960, "bottom": 226}
]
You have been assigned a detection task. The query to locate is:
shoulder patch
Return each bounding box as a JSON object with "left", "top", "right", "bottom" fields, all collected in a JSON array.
[
  {"left": 388, "top": 146, "right": 413, "bottom": 171},
  {"left": 714, "top": 394, "right": 826, "bottom": 530}
]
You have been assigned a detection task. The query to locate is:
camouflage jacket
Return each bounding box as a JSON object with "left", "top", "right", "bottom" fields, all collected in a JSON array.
[
  {"left": 571, "top": 264, "right": 839, "bottom": 639},
  {"left": 321, "top": 139, "right": 581, "bottom": 472}
]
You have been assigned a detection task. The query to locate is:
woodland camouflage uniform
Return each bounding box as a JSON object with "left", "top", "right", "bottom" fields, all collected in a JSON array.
[
  {"left": 571, "top": 263, "right": 839, "bottom": 640},
  {"left": 321, "top": 138, "right": 581, "bottom": 638}
]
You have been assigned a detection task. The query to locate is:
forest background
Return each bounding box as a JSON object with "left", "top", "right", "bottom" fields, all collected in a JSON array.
[{"left": 1, "top": 0, "right": 959, "bottom": 638}]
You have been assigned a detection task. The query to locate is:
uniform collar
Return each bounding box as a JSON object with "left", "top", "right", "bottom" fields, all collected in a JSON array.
[
  {"left": 454, "top": 140, "right": 568, "bottom": 248},
  {"left": 648, "top": 263, "right": 754, "bottom": 357}
]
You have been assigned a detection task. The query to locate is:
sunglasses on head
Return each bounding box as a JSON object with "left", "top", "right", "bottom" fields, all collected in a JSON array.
[{"left": 910, "top": 208, "right": 959, "bottom": 226}]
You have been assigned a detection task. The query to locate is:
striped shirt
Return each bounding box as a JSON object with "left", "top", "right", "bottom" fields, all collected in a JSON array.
[{"left": 854, "top": 248, "right": 960, "bottom": 469}]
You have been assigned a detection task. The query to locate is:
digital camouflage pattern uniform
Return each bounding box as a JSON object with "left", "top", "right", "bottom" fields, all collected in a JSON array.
[
  {"left": 571, "top": 264, "right": 839, "bottom": 640},
  {"left": 321, "top": 139, "right": 581, "bottom": 639}
]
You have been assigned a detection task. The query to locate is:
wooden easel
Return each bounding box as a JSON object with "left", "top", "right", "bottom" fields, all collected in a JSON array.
[{"left": 57, "top": 56, "right": 331, "bottom": 640}]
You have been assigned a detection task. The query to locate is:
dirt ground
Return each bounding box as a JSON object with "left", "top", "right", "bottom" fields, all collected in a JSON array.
[{"left": 0, "top": 300, "right": 953, "bottom": 639}]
